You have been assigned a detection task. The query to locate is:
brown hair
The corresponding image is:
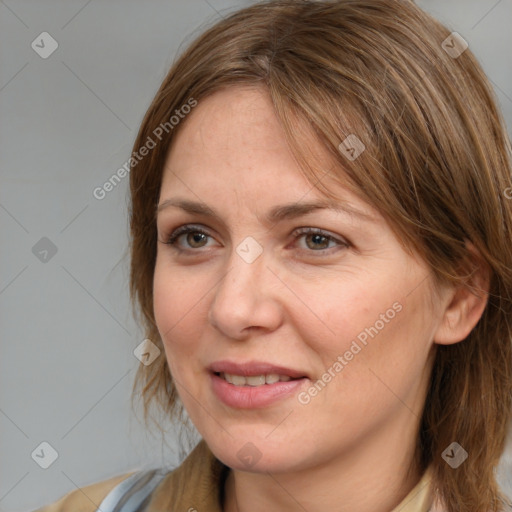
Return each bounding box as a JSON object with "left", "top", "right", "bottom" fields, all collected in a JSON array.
[{"left": 129, "top": 1, "right": 512, "bottom": 510}]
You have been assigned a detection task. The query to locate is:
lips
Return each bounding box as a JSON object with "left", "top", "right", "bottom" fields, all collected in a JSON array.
[
  {"left": 209, "top": 361, "right": 309, "bottom": 408},
  {"left": 209, "top": 360, "right": 308, "bottom": 380}
]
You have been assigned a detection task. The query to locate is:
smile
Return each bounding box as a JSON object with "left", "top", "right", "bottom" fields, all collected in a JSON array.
[
  {"left": 210, "top": 372, "right": 308, "bottom": 409},
  {"left": 218, "top": 372, "right": 296, "bottom": 386}
]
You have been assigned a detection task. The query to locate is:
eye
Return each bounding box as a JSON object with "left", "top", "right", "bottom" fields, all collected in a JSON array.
[
  {"left": 163, "top": 225, "right": 218, "bottom": 250},
  {"left": 292, "top": 227, "right": 349, "bottom": 253},
  {"left": 161, "top": 225, "right": 350, "bottom": 255}
]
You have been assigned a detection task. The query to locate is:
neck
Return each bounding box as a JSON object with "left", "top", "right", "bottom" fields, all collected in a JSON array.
[{"left": 223, "top": 415, "right": 423, "bottom": 512}]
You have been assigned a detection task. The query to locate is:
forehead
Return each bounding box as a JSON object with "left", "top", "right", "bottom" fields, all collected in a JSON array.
[
  {"left": 163, "top": 87, "right": 328, "bottom": 190},
  {"left": 165, "top": 86, "right": 301, "bottom": 173},
  {"left": 159, "top": 85, "right": 380, "bottom": 224}
]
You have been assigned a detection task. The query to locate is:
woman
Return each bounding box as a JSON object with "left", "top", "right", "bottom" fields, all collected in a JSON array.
[{"left": 35, "top": 0, "right": 512, "bottom": 511}]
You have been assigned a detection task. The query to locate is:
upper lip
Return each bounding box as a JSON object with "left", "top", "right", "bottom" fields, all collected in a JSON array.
[{"left": 209, "top": 360, "right": 308, "bottom": 379}]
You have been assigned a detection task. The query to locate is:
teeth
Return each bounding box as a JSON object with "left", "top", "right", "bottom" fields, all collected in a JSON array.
[
  {"left": 231, "top": 374, "right": 247, "bottom": 386},
  {"left": 246, "top": 375, "right": 266, "bottom": 386},
  {"left": 265, "top": 373, "right": 280, "bottom": 384},
  {"left": 221, "top": 372, "right": 296, "bottom": 386}
]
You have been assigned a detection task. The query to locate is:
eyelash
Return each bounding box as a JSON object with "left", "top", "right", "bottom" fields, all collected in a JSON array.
[{"left": 163, "top": 224, "right": 350, "bottom": 255}]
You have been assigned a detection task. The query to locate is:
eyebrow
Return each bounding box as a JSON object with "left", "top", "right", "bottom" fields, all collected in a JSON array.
[{"left": 156, "top": 197, "right": 377, "bottom": 224}]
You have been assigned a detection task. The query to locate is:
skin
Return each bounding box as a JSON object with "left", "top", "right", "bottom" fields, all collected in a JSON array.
[{"left": 153, "top": 85, "right": 489, "bottom": 512}]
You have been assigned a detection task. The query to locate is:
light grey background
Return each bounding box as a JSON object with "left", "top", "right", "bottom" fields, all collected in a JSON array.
[{"left": 1, "top": 1, "right": 511, "bottom": 511}]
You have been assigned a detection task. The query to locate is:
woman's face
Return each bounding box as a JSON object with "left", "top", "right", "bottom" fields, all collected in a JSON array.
[{"left": 154, "top": 85, "right": 443, "bottom": 473}]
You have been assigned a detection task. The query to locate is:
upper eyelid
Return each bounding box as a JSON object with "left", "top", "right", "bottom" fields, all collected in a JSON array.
[
  {"left": 164, "top": 224, "right": 347, "bottom": 247},
  {"left": 165, "top": 224, "right": 338, "bottom": 238}
]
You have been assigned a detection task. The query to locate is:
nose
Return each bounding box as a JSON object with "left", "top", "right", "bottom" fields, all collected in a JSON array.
[{"left": 207, "top": 245, "right": 283, "bottom": 340}]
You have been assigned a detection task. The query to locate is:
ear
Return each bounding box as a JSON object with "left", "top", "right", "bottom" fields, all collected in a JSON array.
[{"left": 433, "top": 241, "right": 491, "bottom": 345}]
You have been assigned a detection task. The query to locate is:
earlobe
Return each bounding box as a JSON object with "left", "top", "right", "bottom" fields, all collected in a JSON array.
[{"left": 433, "top": 241, "right": 491, "bottom": 346}]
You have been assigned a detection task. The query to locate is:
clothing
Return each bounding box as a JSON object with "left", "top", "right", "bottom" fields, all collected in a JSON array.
[{"left": 33, "top": 440, "right": 435, "bottom": 511}]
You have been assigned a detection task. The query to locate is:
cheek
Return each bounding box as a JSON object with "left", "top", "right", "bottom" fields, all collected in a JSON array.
[
  {"left": 299, "top": 273, "right": 428, "bottom": 375},
  {"left": 291, "top": 277, "right": 381, "bottom": 358},
  {"left": 333, "top": 289, "right": 432, "bottom": 399},
  {"left": 153, "top": 263, "right": 204, "bottom": 357}
]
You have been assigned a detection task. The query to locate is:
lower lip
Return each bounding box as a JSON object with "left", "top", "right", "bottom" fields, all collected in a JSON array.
[{"left": 210, "top": 373, "right": 308, "bottom": 409}]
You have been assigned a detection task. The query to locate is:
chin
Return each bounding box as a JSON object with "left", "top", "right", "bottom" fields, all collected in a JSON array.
[{"left": 204, "top": 434, "right": 308, "bottom": 473}]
